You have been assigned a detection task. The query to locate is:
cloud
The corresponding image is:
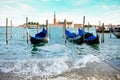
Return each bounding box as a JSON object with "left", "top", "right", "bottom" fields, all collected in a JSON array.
[
  {"left": 102, "top": 4, "right": 120, "bottom": 10},
  {"left": 0, "top": 0, "right": 17, "bottom": 4},
  {"left": 57, "top": 0, "right": 91, "bottom": 10},
  {"left": 102, "top": 5, "right": 110, "bottom": 10},
  {"left": 72, "top": 0, "right": 90, "bottom": 6},
  {"left": 40, "top": 0, "right": 50, "bottom": 1},
  {"left": 105, "top": 10, "right": 120, "bottom": 18},
  {"left": 0, "top": 0, "right": 120, "bottom": 26},
  {"left": 0, "top": 1, "right": 39, "bottom": 25}
]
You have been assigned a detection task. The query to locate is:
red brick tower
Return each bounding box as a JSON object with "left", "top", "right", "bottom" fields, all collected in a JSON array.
[{"left": 54, "top": 12, "right": 56, "bottom": 25}]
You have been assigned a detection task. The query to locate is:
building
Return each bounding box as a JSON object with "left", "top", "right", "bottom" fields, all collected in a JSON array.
[
  {"left": 50, "top": 12, "right": 73, "bottom": 27},
  {"left": 53, "top": 12, "right": 56, "bottom": 25},
  {"left": 74, "top": 24, "right": 83, "bottom": 28}
]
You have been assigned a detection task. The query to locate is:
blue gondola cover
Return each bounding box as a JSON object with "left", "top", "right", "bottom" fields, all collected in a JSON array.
[{"left": 35, "top": 28, "right": 46, "bottom": 38}]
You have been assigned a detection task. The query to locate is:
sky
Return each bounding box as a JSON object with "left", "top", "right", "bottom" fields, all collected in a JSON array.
[{"left": 0, "top": 0, "right": 120, "bottom": 26}]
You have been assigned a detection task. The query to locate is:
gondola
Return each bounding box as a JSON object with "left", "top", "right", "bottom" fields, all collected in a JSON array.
[
  {"left": 111, "top": 25, "right": 120, "bottom": 38},
  {"left": 30, "top": 28, "right": 48, "bottom": 44},
  {"left": 65, "top": 29, "right": 83, "bottom": 44},
  {"left": 84, "top": 32, "right": 99, "bottom": 44},
  {"left": 65, "top": 29, "right": 99, "bottom": 44},
  {"left": 78, "top": 29, "right": 99, "bottom": 44},
  {"left": 96, "top": 26, "right": 110, "bottom": 33}
]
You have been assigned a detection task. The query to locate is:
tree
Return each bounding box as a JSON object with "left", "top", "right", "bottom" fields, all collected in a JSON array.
[
  {"left": 85, "top": 25, "right": 88, "bottom": 27},
  {"left": 36, "top": 22, "right": 39, "bottom": 25},
  {"left": 28, "top": 22, "right": 31, "bottom": 25},
  {"left": 31, "top": 22, "right": 33, "bottom": 25}
]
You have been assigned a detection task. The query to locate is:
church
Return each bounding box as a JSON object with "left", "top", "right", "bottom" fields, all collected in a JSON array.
[{"left": 49, "top": 12, "right": 74, "bottom": 27}]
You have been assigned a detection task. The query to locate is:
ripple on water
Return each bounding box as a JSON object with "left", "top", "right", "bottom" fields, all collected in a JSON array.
[{"left": 0, "top": 27, "right": 120, "bottom": 78}]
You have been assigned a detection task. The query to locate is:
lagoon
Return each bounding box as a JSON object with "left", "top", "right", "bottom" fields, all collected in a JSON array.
[{"left": 0, "top": 27, "right": 120, "bottom": 79}]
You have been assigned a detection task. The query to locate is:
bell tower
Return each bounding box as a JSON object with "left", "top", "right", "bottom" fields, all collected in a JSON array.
[{"left": 54, "top": 12, "right": 56, "bottom": 25}]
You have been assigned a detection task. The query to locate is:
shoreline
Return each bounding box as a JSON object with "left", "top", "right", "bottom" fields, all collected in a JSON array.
[{"left": 0, "top": 60, "right": 120, "bottom": 80}]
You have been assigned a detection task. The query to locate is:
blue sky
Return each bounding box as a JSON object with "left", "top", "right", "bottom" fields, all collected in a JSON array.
[{"left": 0, "top": 0, "right": 120, "bottom": 26}]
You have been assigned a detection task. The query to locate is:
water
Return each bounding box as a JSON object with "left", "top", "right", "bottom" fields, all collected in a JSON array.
[{"left": 0, "top": 27, "right": 120, "bottom": 78}]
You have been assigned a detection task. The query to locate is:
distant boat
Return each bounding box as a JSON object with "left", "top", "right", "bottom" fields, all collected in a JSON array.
[
  {"left": 96, "top": 26, "right": 110, "bottom": 33},
  {"left": 111, "top": 25, "right": 120, "bottom": 38},
  {"left": 65, "top": 29, "right": 83, "bottom": 44},
  {"left": 65, "top": 29, "right": 99, "bottom": 44},
  {"left": 30, "top": 28, "right": 49, "bottom": 44}
]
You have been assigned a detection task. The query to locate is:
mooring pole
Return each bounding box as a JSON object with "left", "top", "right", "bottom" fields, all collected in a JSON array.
[
  {"left": 101, "top": 23, "right": 104, "bottom": 43},
  {"left": 83, "top": 16, "right": 85, "bottom": 43},
  {"left": 110, "top": 24, "right": 112, "bottom": 38},
  {"left": 6, "top": 18, "right": 8, "bottom": 44},
  {"left": 64, "top": 19, "right": 67, "bottom": 43},
  {"left": 37, "top": 22, "right": 38, "bottom": 34},
  {"left": 99, "top": 21, "right": 101, "bottom": 37},
  {"left": 10, "top": 20, "right": 12, "bottom": 38},
  {"left": 26, "top": 17, "right": 28, "bottom": 44},
  {"left": 88, "top": 22, "right": 89, "bottom": 32},
  {"left": 46, "top": 20, "right": 49, "bottom": 42}
]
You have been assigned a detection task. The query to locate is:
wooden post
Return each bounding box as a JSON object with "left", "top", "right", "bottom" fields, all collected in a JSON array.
[
  {"left": 46, "top": 20, "right": 49, "bottom": 42},
  {"left": 6, "top": 18, "right": 8, "bottom": 44},
  {"left": 10, "top": 20, "right": 12, "bottom": 38},
  {"left": 64, "top": 19, "right": 67, "bottom": 43},
  {"left": 26, "top": 17, "right": 28, "bottom": 44},
  {"left": 23, "top": 23, "right": 25, "bottom": 38},
  {"left": 99, "top": 21, "right": 101, "bottom": 34},
  {"left": 97, "top": 21, "right": 101, "bottom": 39},
  {"left": 88, "top": 22, "right": 89, "bottom": 32},
  {"left": 110, "top": 24, "right": 112, "bottom": 38},
  {"left": 37, "top": 22, "right": 38, "bottom": 33},
  {"left": 101, "top": 23, "right": 104, "bottom": 43},
  {"left": 83, "top": 16, "right": 85, "bottom": 43},
  {"left": 75, "top": 27, "right": 77, "bottom": 34}
]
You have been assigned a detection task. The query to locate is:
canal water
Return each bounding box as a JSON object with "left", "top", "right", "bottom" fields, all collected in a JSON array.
[{"left": 0, "top": 27, "right": 120, "bottom": 78}]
